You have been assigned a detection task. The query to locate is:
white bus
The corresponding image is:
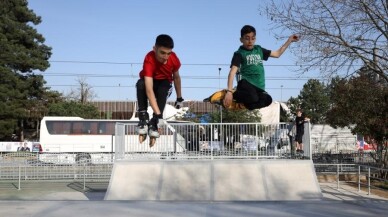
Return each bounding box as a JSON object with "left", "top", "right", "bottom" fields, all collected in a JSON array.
[{"left": 38, "top": 116, "right": 186, "bottom": 164}]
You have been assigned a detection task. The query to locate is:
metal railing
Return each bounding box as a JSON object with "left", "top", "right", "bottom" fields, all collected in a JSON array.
[
  {"left": 2, "top": 160, "right": 387, "bottom": 196},
  {"left": 1, "top": 152, "right": 387, "bottom": 196},
  {"left": 315, "top": 163, "right": 388, "bottom": 195},
  {"left": 0, "top": 158, "right": 113, "bottom": 190},
  {"left": 114, "top": 121, "right": 312, "bottom": 160}
]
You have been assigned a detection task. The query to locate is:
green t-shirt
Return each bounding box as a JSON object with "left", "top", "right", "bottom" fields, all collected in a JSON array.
[{"left": 235, "top": 45, "right": 266, "bottom": 90}]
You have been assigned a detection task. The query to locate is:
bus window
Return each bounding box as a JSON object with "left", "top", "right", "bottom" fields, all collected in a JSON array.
[
  {"left": 72, "top": 122, "right": 83, "bottom": 134},
  {"left": 82, "top": 122, "right": 91, "bottom": 134},
  {"left": 106, "top": 122, "right": 115, "bottom": 135},
  {"left": 46, "top": 121, "right": 54, "bottom": 134},
  {"left": 98, "top": 122, "right": 106, "bottom": 134},
  {"left": 47, "top": 121, "right": 71, "bottom": 134},
  {"left": 89, "top": 122, "right": 98, "bottom": 134},
  {"left": 97, "top": 122, "right": 115, "bottom": 135}
]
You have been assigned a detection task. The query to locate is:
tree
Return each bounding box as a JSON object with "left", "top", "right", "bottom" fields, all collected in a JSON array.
[
  {"left": 287, "top": 79, "right": 330, "bottom": 124},
  {"left": 327, "top": 73, "right": 387, "bottom": 145},
  {"left": 327, "top": 73, "right": 387, "bottom": 170},
  {"left": 286, "top": 96, "right": 301, "bottom": 116},
  {"left": 261, "top": 0, "right": 387, "bottom": 82},
  {"left": 0, "top": 0, "right": 51, "bottom": 72},
  {"left": 208, "top": 108, "right": 261, "bottom": 123},
  {"left": 48, "top": 101, "right": 100, "bottom": 119},
  {"left": 0, "top": 0, "right": 52, "bottom": 140},
  {"left": 65, "top": 77, "right": 97, "bottom": 104}
]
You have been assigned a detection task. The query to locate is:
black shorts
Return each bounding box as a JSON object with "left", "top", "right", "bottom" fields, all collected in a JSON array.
[
  {"left": 233, "top": 79, "right": 272, "bottom": 110},
  {"left": 295, "top": 134, "right": 303, "bottom": 144}
]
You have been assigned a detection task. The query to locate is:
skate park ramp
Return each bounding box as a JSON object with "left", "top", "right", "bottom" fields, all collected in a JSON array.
[{"left": 104, "top": 159, "right": 322, "bottom": 201}]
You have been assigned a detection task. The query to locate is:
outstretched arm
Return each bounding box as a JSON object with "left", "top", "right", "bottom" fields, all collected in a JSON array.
[{"left": 270, "top": 34, "right": 299, "bottom": 58}]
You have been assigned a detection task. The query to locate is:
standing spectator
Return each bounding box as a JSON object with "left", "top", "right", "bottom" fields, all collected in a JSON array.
[
  {"left": 287, "top": 119, "right": 295, "bottom": 155},
  {"left": 294, "top": 109, "right": 310, "bottom": 154}
]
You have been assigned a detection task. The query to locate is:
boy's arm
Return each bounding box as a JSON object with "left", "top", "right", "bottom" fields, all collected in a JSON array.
[
  {"left": 144, "top": 76, "right": 161, "bottom": 115},
  {"left": 270, "top": 34, "right": 299, "bottom": 58},
  {"left": 173, "top": 70, "right": 182, "bottom": 98},
  {"left": 223, "top": 66, "right": 239, "bottom": 107},
  {"left": 227, "top": 66, "right": 238, "bottom": 91}
]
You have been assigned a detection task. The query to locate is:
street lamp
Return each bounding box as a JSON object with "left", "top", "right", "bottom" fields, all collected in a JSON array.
[
  {"left": 218, "top": 67, "right": 222, "bottom": 124},
  {"left": 280, "top": 85, "right": 283, "bottom": 102}
]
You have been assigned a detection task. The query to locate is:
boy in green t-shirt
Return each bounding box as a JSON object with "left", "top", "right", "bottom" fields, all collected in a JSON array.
[{"left": 222, "top": 25, "right": 299, "bottom": 110}]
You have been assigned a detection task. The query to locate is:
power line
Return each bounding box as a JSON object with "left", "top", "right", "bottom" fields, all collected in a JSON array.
[
  {"left": 39, "top": 73, "right": 327, "bottom": 81},
  {"left": 49, "top": 84, "right": 301, "bottom": 90},
  {"left": 48, "top": 60, "right": 364, "bottom": 67}
]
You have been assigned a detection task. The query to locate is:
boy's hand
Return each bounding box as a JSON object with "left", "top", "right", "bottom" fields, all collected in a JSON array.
[
  {"left": 223, "top": 92, "right": 233, "bottom": 108},
  {"left": 290, "top": 34, "right": 300, "bottom": 42},
  {"left": 149, "top": 113, "right": 163, "bottom": 127},
  {"left": 175, "top": 97, "right": 184, "bottom": 109}
]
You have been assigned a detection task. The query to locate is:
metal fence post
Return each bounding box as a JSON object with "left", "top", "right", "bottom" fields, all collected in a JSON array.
[
  {"left": 211, "top": 124, "right": 214, "bottom": 160},
  {"left": 368, "top": 167, "right": 371, "bottom": 195},
  {"left": 73, "top": 163, "right": 76, "bottom": 180},
  {"left": 358, "top": 165, "right": 361, "bottom": 192},
  {"left": 255, "top": 124, "right": 259, "bottom": 160},
  {"left": 337, "top": 164, "right": 339, "bottom": 189},
  {"left": 83, "top": 163, "right": 86, "bottom": 191},
  {"left": 18, "top": 165, "right": 21, "bottom": 190}
]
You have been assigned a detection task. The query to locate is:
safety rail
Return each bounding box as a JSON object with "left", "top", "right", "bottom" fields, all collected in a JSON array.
[
  {"left": 0, "top": 159, "right": 113, "bottom": 190},
  {"left": 114, "top": 121, "right": 312, "bottom": 160},
  {"left": 1, "top": 160, "right": 386, "bottom": 197},
  {"left": 315, "top": 163, "right": 388, "bottom": 195}
]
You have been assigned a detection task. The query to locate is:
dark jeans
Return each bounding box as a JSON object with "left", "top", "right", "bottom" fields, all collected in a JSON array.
[
  {"left": 233, "top": 79, "right": 272, "bottom": 110},
  {"left": 136, "top": 78, "right": 172, "bottom": 118}
]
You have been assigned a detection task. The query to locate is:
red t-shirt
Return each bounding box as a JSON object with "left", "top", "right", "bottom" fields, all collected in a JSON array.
[{"left": 139, "top": 51, "right": 181, "bottom": 83}]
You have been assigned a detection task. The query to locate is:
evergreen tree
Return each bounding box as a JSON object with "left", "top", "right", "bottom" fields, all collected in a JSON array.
[
  {"left": 0, "top": 0, "right": 52, "bottom": 140},
  {"left": 287, "top": 79, "right": 330, "bottom": 124},
  {"left": 48, "top": 101, "right": 100, "bottom": 119}
]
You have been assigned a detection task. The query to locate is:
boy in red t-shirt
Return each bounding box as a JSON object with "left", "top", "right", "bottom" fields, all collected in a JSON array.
[{"left": 136, "top": 34, "right": 184, "bottom": 139}]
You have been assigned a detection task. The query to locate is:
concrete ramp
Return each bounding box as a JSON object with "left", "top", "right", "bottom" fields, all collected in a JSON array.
[{"left": 104, "top": 159, "right": 322, "bottom": 201}]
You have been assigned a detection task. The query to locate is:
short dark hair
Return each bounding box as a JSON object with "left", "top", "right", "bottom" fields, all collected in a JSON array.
[
  {"left": 155, "top": 34, "right": 174, "bottom": 49},
  {"left": 241, "top": 25, "right": 256, "bottom": 37}
]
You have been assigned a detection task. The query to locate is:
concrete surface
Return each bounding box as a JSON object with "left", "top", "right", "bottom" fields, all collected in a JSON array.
[
  {"left": 105, "top": 159, "right": 322, "bottom": 201},
  {"left": 0, "top": 181, "right": 387, "bottom": 217}
]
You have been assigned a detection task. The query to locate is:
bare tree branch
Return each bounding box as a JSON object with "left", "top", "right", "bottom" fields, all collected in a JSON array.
[
  {"left": 64, "top": 77, "right": 97, "bottom": 103},
  {"left": 261, "top": 0, "right": 388, "bottom": 82}
]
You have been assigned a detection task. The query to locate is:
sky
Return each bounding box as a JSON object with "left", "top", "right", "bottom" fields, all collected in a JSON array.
[{"left": 28, "top": 0, "right": 310, "bottom": 102}]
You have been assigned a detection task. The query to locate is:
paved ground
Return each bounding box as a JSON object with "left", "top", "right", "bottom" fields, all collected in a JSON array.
[{"left": 0, "top": 181, "right": 387, "bottom": 217}]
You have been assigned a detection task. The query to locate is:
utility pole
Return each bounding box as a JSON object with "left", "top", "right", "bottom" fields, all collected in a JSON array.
[{"left": 218, "top": 68, "right": 222, "bottom": 124}]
